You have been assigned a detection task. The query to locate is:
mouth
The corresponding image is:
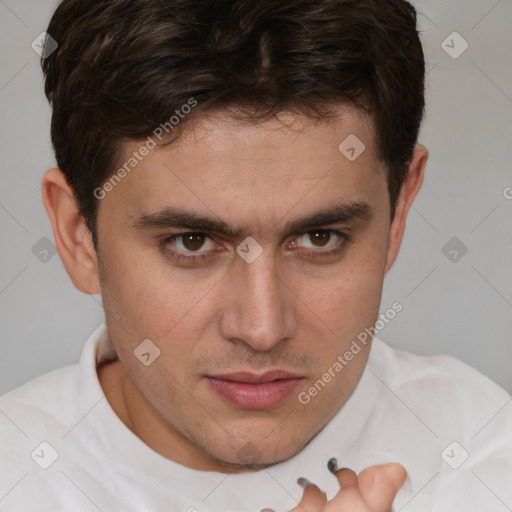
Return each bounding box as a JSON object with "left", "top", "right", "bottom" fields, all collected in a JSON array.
[{"left": 205, "top": 370, "right": 305, "bottom": 410}]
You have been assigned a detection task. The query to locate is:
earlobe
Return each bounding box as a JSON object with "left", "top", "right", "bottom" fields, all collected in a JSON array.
[
  {"left": 384, "top": 145, "right": 428, "bottom": 274},
  {"left": 42, "top": 168, "right": 101, "bottom": 295}
]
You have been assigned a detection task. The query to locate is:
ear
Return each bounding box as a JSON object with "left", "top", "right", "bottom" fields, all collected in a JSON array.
[
  {"left": 42, "top": 168, "right": 101, "bottom": 294},
  {"left": 384, "top": 145, "right": 428, "bottom": 274}
]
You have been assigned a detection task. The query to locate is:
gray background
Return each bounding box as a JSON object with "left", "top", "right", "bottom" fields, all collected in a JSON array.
[{"left": 1, "top": 0, "right": 511, "bottom": 395}]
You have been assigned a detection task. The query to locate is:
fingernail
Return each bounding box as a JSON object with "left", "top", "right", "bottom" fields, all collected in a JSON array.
[
  {"left": 297, "top": 477, "right": 311, "bottom": 488},
  {"left": 327, "top": 457, "right": 339, "bottom": 474}
]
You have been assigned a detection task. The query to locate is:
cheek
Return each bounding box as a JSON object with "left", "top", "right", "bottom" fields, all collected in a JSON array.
[
  {"left": 99, "top": 241, "right": 221, "bottom": 340},
  {"left": 301, "top": 247, "right": 386, "bottom": 342}
]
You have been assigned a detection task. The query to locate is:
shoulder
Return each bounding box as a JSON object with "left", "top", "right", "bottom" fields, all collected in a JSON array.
[
  {"left": 370, "top": 336, "right": 510, "bottom": 403},
  {"left": 0, "top": 322, "right": 111, "bottom": 434},
  {"left": 366, "top": 338, "right": 512, "bottom": 510},
  {"left": 368, "top": 336, "right": 511, "bottom": 438},
  {"left": 0, "top": 365, "right": 83, "bottom": 508},
  {"left": 0, "top": 363, "right": 84, "bottom": 452},
  {"left": 0, "top": 363, "right": 80, "bottom": 426}
]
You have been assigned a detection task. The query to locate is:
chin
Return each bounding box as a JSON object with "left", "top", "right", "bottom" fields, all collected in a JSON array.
[
  {"left": 204, "top": 446, "right": 300, "bottom": 472},
  {"left": 198, "top": 430, "right": 311, "bottom": 472}
]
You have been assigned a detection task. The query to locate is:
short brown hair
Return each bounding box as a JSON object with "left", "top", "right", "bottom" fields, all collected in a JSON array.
[{"left": 42, "top": 0, "right": 425, "bottom": 247}]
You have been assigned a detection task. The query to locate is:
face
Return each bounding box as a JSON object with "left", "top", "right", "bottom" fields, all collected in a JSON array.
[{"left": 94, "top": 106, "right": 394, "bottom": 471}]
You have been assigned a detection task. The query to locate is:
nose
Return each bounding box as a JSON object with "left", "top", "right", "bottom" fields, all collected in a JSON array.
[{"left": 219, "top": 255, "right": 298, "bottom": 352}]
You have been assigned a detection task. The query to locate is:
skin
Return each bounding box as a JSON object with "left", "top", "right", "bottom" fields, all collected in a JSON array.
[
  {"left": 287, "top": 462, "right": 408, "bottom": 512},
  {"left": 42, "top": 106, "right": 427, "bottom": 477}
]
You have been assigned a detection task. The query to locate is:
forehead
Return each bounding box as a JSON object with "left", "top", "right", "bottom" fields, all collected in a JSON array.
[
  {"left": 153, "top": 105, "right": 377, "bottom": 164},
  {"left": 106, "top": 106, "right": 387, "bottom": 233}
]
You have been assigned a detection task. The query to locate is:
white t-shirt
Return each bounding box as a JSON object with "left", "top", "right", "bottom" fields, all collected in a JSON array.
[{"left": 0, "top": 324, "right": 510, "bottom": 512}]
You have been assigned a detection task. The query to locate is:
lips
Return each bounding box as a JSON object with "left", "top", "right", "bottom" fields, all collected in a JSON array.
[{"left": 205, "top": 370, "right": 304, "bottom": 410}]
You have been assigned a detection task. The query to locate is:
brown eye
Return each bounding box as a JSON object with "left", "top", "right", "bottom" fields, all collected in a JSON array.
[
  {"left": 181, "top": 233, "right": 206, "bottom": 251},
  {"left": 308, "top": 230, "right": 331, "bottom": 247},
  {"left": 166, "top": 232, "right": 216, "bottom": 254},
  {"left": 162, "top": 232, "right": 223, "bottom": 263},
  {"left": 292, "top": 229, "right": 349, "bottom": 256}
]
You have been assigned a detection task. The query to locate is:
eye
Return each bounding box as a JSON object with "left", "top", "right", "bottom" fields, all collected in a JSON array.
[
  {"left": 298, "top": 229, "right": 337, "bottom": 249},
  {"left": 178, "top": 232, "right": 211, "bottom": 252},
  {"left": 288, "top": 229, "right": 351, "bottom": 261},
  {"left": 162, "top": 229, "right": 350, "bottom": 265},
  {"left": 293, "top": 230, "right": 345, "bottom": 250},
  {"left": 164, "top": 232, "right": 217, "bottom": 256}
]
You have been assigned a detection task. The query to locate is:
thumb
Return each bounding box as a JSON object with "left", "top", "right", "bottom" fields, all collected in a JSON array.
[{"left": 357, "top": 462, "right": 407, "bottom": 511}]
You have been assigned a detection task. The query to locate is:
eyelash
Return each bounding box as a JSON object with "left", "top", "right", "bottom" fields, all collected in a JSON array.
[{"left": 161, "top": 230, "right": 351, "bottom": 263}]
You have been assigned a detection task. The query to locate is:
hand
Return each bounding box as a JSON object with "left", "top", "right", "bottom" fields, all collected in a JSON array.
[{"left": 262, "top": 460, "right": 407, "bottom": 512}]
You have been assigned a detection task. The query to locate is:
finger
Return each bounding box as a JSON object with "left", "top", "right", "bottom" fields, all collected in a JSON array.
[
  {"left": 336, "top": 467, "right": 358, "bottom": 490},
  {"left": 290, "top": 478, "right": 327, "bottom": 512},
  {"left": 327, "top": 458, "right": 358, "bottom": 491},
  {"left": 357, "top": 463, "right": 407, "bottom": 512}
]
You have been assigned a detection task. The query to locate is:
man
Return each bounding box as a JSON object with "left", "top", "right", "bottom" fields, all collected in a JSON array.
[{"left": 0, "top": 0, "right": 510, "bottom": 510}]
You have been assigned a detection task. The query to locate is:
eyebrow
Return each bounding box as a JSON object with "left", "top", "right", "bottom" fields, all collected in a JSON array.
[{"left": 130, "top": 201, "right": 373, "bottom": 238}]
